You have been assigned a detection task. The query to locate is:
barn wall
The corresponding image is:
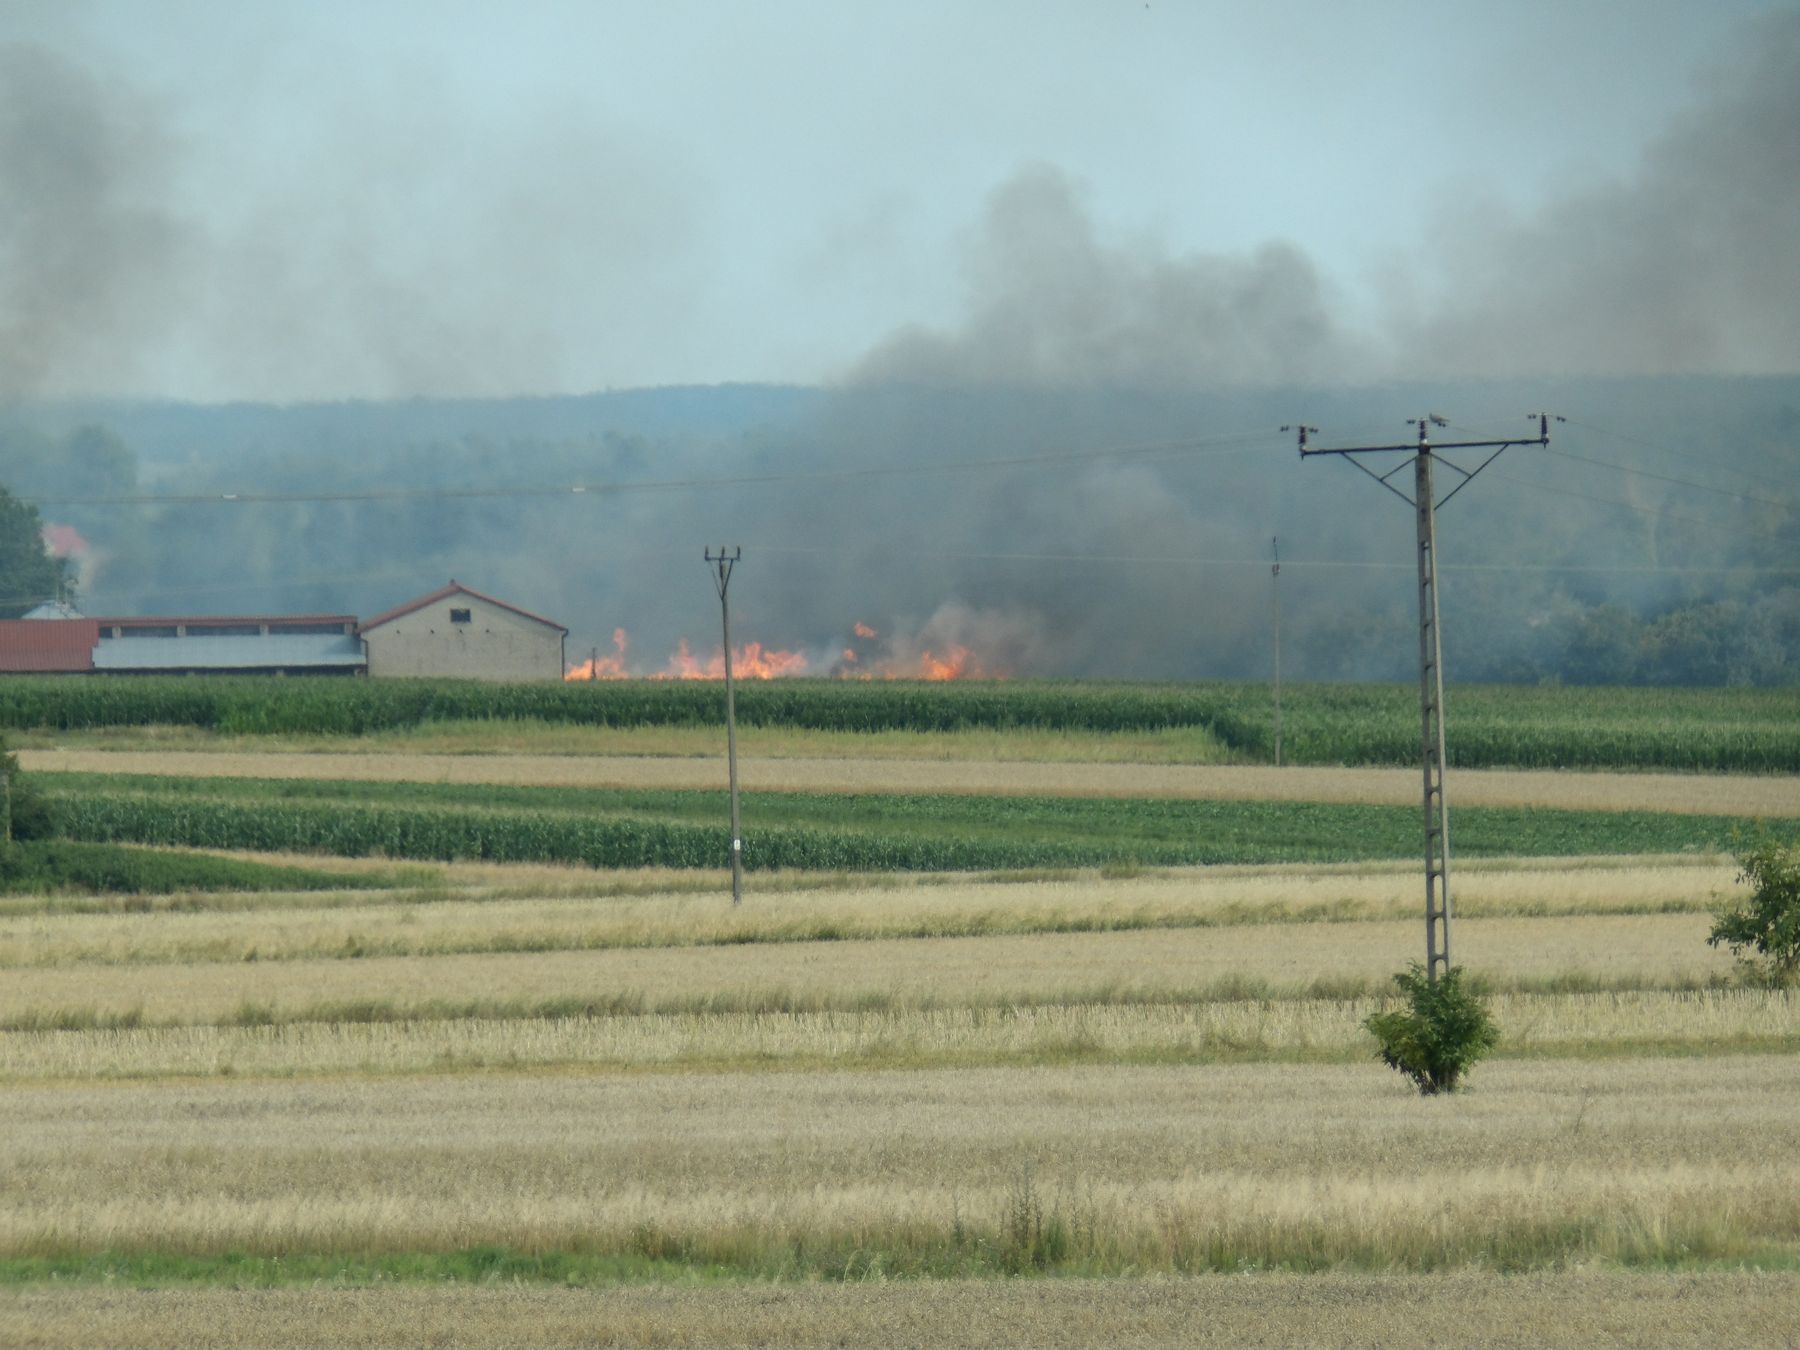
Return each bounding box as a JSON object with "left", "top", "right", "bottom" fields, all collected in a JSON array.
[{"left": 362, "top": 595, "right": 564, "bottom": 680}]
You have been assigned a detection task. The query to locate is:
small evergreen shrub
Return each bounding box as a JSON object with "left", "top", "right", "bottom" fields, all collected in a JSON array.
[
  {"left": 1709, "top": 841, "right": 1800, "bottom": 987},
  {"left": 1364, "top": 964, "right": 1499, "bottom": 1095}
]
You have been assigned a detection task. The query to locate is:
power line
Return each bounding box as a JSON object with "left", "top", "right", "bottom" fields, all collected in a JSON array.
[
  {"left": 1563, "top": 416, "right": 1800, "bottom": 491},
  {"left": 1444, "top": 412, "right": 1800, "bottom": 498},
  {"left": 18, "top": 427, "right": 1277, "bottom": 509},
  {"left": 739, "top": 543, "right": 1800, "bottom": 575},
  {"left": 1538, "top": 443, "right": 1794, "bottom": 511},
  {"left": 1491, "top": 467, "right": 1794, "bottom": 543},
  {"left": 59, "top": 552, "right": 1797, "bottom": 616}
]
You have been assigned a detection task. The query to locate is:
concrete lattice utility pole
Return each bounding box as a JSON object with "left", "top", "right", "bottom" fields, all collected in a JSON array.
[
  {"left": 1292, "top": 414, "right": 1559, "bottom": 985},
  {"left": 1271, "top": 535, "right": 1283, "bottom": 768},
  {"left": 705, "top": 546, "right": 745, "bottom": 906}
]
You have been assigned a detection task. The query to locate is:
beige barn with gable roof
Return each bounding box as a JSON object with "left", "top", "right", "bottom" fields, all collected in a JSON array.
[{"left": 359, "top": 581, "right": 568, "bottom": 681}]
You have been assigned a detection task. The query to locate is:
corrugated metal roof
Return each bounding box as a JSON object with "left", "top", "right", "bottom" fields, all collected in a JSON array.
[
  {"left": 22, "top": 601, "right": 84, "bottom": 620},
  {"left": 0, "top": 619, "right": 99, "bottom": 672},
  {"left": 95, "top": 614, "right": 357, "bottom": 629},
  {"left": 93, "top": 633, "right": 365, "bottom": 672},
  {"left": 360, "top": 580, "right": 567, "bottom": 635}
]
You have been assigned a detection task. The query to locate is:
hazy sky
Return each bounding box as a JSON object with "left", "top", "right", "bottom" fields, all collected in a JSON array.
[{"left": 4, "top": 0, "right": 1796, "bottom": 401}]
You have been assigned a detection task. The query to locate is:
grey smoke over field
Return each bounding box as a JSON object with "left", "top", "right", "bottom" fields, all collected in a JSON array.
[
  {"left": 0, "top": 40, "right": 694, "bottom": 401},
  {"left": 6, "top": 13, "right": 1799, "bottom": 401},
  {"left": 851, "top": 165, "right": 1366, "bottom": 387},
  {"left": 1391, "top": 10, "right": 1800, "bottom": 378},
  {"left": 0, "top": 44, "right": 185, "bottom": 400},
  {"left": 846, "top": 14, "right": 1800, "bottom": 391},
  {"left": 4, "top": 14, "right": 1797, "bottom": 681}
]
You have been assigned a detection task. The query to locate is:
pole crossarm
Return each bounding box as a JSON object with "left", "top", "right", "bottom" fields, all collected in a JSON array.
[
  {"left": 1291, "top": 413, "right": 1558, "bottom": 984},
  {"left": 1294, "top": 414, "right": 1557, "bottom": 511}
]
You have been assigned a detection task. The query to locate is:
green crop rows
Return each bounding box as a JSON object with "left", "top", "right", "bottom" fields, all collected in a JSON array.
[
  {"left": 1, "top": 675, "right": 1796, "bottom": 770},
  {"left": 39, "top": 773, "right": 1759, "bottom": 873}
]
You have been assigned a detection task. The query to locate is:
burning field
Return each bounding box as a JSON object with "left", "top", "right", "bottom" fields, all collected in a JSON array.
[{"left": 565, "top": 615, "right": 1003, "bottom": 682}]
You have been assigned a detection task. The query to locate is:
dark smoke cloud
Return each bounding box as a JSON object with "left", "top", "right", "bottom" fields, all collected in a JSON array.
[
  {"left": 849, "top": 165, "right": 1368, "bottom": 388},
  {"left": 1391, "top": 11, "right": 1800, "bottom": 379},
  {"left": 850, "top": 16, "right": 1800, "bottom": 392},
  {"left": 0, "top": 41, "right": 696, "bottom": 402},
  {"left": 0, "top": 43, "right": 187, "bottom": 400},
  {"left": 10, "top": 15, "right": 1797, "bottom": 683}
]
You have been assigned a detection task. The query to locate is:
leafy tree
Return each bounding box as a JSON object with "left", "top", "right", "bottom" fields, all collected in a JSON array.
[
  {"left": 1709, "top": 841, "right": 1800, "bottom": 986},
  {"left": 0, "top": 485, "right": 68, "bottom": 618},
  {"left": 1364, "top": 964, "right": 1500, "bottom": 1095}
]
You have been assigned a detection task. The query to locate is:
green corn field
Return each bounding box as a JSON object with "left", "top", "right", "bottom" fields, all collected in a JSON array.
[
  {"left": 0, "top": 676, "right": 1795, "bottom": 770},
  {"left": 39, "top": 774, "right": 1758, "bottom": 872}
]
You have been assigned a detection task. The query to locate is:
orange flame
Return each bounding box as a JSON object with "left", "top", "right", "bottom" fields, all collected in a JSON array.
[
  {"left": 568, "top": 621, "right": 1002, "bottom": 681},
  {"left": 565, "top": 628, "right": 631, "bottom": 680},
  {"left": 661, "top": 638, "right": 811, "bottom": 680},
  {"left": 916, "top": 645, "right": 976, "bottom": 680}
]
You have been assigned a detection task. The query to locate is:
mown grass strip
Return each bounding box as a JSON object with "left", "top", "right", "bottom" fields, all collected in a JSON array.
[{"left": 0, "top": 1218, "right": 1797, "bottom": 1287}]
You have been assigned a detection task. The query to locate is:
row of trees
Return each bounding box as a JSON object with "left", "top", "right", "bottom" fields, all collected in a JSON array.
[
  {"left": 0, "top": 486, "right": 72, "bottom": 618},
  {"left": 2, "top": 384, "right": 1795, "bottom": 684}
]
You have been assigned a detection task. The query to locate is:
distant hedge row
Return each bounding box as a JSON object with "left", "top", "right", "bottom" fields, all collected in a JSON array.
[{"left": 2, "top": 675, "right": 1795, "bottom": 771}]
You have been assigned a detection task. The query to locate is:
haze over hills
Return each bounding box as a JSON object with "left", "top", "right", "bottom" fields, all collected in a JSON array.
[
  {"left": 3, "top": 374, "right": 1796, "bottom": 685},
  {"left": 1, "top": 10, "right": 1796, "bottom": 683}
]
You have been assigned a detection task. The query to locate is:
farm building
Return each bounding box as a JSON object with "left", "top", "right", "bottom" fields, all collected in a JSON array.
[
  {"left": 0, "top": 583, "right": 567, "bottom": 680},
  {"left": 358, "top": 581, "right": 568, "bottom": 681},
  {"left": 93, "top": 615, "right": 365, "bottom": 676},
  {"left": 0, "top": 613, "right": 365, "bottom": 676},
  {"left": 0, "top": 617, "right": 101, "bottom": 672}
]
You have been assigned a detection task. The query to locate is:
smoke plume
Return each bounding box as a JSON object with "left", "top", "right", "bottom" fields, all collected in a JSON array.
[
  {"left": 851, "top": 165, "right": 1365, "bottom": 388},
  {"left": 1390, "top": 11, "right": 1800, "bottom": 378},
  {"left": 0, "top": 44, "right": 186, "bottom": 400}
]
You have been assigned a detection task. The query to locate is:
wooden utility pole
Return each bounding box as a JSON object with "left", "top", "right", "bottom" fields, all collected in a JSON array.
[
  {"left": 1294, "top": 415, "right": 1558, "bottom": 984},
  {"left": 705, "top": 546, "right": 745, "bottom": 905}
]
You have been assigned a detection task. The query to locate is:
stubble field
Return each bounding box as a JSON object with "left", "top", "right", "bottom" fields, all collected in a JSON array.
[{"left": 2, "top": 695, "right": 1798, "bottom": 1346}]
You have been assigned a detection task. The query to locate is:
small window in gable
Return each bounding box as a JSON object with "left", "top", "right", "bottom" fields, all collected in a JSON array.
[{"left": 450, "top": 608, "right": 472, "bottom": 624}]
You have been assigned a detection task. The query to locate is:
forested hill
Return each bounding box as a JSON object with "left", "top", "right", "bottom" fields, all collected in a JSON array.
[
  {"left": 2, "top": 376, "right": 1796, "bottom": 686},
  {"left": 21, "top": 384, "right": 821, "bottom": 467}
]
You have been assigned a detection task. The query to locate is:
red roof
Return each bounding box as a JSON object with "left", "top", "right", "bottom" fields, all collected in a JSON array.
[
  {"left": 0, "top": 619, "right": 99, "bottom": 672},
  {"left": 358, "top": 581, "right": 568, "bottom": 635}
]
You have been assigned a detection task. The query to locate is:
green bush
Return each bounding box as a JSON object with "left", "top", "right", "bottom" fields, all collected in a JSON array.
[
  {"left": 1708, "top": 841, "right": 1800, "bottom": 987},
  {"left": 1363, "top": 964, "right": 1500, "bottom": 1095},
  {"left": 0, "top": 734, "right": 58, "bottom": 842}
]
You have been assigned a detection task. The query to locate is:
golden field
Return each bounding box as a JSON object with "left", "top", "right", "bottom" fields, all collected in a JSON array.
[
  {"left": 8, "top": 1272, "right": 1800, "bottom": 1349},
  {"left": 2, "top": 732, "right": 1797, "bottom": 1345},
  {"left": 2, "top": 1057, "right": 1798, "bottom": 1268}
]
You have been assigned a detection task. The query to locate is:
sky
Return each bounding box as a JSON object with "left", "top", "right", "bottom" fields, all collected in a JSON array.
[{"left": 3, "top": 0, "right": 1798, "bottom": 402}]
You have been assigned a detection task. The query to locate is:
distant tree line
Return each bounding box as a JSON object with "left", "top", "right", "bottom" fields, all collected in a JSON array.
[{"left": 2, "top": 379, "right": 1796, "bottom": 687}]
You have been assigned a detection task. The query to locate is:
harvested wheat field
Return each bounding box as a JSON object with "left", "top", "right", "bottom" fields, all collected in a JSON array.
[
  {"left": 4, "top": 1057, "right": 1799, "bottom": 1268},
  {"left": 8, "top": 1272, "right": 1800, "bottom": 1349},
  {"left": 5, "top": 719, "right": 1798, "bottom": 1346}
]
